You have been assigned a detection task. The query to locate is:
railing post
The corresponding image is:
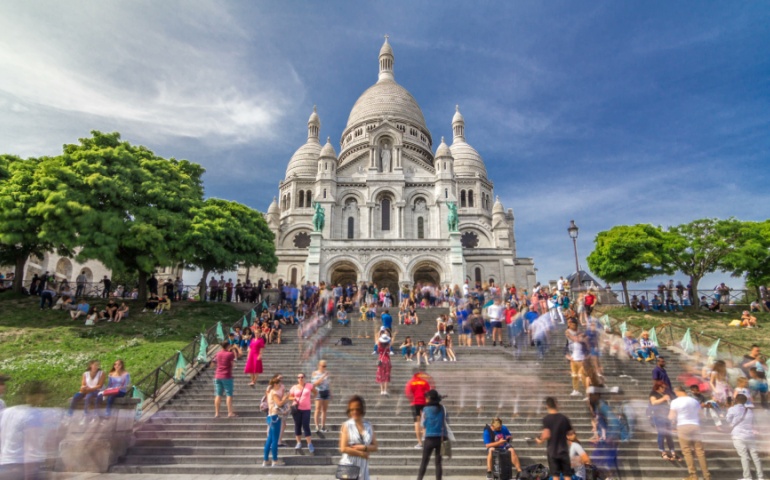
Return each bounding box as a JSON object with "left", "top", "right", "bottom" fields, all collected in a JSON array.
[{"left": 152, "top": 369, "right": 160, "bottom": 400}]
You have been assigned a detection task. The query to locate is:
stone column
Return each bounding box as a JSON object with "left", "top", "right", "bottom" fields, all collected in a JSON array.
[
  {"left": 448, "top": 231, "right": 465, "bottom": 287},
  {"left": 305, "top": 232, "right": 323, "bottom": 283}
]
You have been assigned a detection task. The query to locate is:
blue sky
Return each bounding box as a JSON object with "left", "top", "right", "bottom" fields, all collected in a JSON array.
[{"left": 1, "top": 1, "right": 768, "bottom": 290}]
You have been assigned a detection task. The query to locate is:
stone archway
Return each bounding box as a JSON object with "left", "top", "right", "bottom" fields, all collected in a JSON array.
[
  {"left": 413, "top": 262, "right": 441, "bottom": 286},
  {"left": 370, "top": 261, "right": 400, "bottom": 296},
  {"left": 329, "top": 261, "right": 359, "bottom": 287}
]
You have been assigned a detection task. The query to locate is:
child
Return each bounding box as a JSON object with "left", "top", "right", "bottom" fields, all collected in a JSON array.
[
  {"left": 227, "top": 333, "right": 242, "bottom": 358},
  {"left": 445, "top": 335, "right": 456, "bottom": 362},
  {"left": 734, "top": 377, "right": 754, "bottom": 408},
  {"left": 415, "top": 340, "right": 429, "bottom": 365},
  {"left": 400, "top": 337, "right": 415, "bottom": 361},
  {"left": 567, "top": 430, "right": 591, "bottom": 480}
]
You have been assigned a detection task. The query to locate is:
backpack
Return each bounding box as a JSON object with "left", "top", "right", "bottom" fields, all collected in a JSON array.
[
  {"left": 336, "top": 337, "right": 353, "bottom": 346},
  {"left": 517, "top": 463, "right": 550, "bottom": 480},
  {"left": 471, "top": 316, "right": 484, "bottom": 329},
  {"left": 259, "top": 395, "right": 269, "bottom": 414}
]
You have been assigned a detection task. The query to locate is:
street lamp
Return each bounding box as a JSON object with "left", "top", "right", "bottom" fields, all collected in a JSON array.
[{"left": 568, "top": 220, "right": 581, "bottom": 292}]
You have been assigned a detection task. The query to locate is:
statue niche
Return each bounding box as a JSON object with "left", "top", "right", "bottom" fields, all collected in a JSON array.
[{"left": 379, "top": 140, "right": 392, "bottom": 173}]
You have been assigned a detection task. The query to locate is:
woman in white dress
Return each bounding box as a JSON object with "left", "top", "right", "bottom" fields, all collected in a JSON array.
[{"left": 338, "top": 395, "right": 378, "bottom": 480}]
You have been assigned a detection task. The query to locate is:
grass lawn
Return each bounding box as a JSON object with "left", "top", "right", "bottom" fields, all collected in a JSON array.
[
  {"left": 0, "top": 293, "right": 242, "bottom": 406},
  {"left": 596, "top": 305, "right": 770, "bottom": 354}
]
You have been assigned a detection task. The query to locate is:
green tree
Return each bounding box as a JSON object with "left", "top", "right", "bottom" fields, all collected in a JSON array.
[
  {"left": 182, "top": 198, "right": 277, "bottom": 300},
  {"left": 722, "top": 220, "right": 770, "bottom": 297},
  {"left": 33, "top": 131, "right": 205, "bottom": 301},
  {"left": 0, "top": 155, "right": 70, "bottom": 293},
  {"left": 662, "top": 218, "right": 742, "bottom": 303},
  {"left": 587, "top": 224, "right": 671, "bottom": 307}
]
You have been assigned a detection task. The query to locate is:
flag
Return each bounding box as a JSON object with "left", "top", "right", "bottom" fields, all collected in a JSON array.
[
  {"left": 619, "top": 321, "right": 627, "bottom": 337},
  {"left": 599, "top": 314, "right": 611, "bottom": 331},
  {"left": 174, "top": 351, "right": 188, "bottom": 383},
  {"left": 216, "top": 321, "right": 225, "bottom": 342},
  {"left": 197, "top": 333, "right": 209, "bottom": 363},
  {"left": 242, "top": 316, "right": 248, "bottom": 329},
  {"left": 707, "top": 338, "right": 720, "bottom": 359},
  {"left": 680, "top": 328, "right": 695, "bottom": 354},
  {"left": 249, "top": 309, "right": 256, "bottom": 321}
]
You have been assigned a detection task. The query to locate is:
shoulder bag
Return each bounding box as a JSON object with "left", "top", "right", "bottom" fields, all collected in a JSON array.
[{"left": 441, "top": 405, "right": 454, "bottom": 459}]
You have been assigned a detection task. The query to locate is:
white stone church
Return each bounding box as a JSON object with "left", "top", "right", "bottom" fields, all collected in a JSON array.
[{"left": 245, "top": 38, "right": 536, "bottom": 293}]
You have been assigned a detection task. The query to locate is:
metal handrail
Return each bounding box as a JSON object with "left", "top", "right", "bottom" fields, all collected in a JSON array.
[
  {"left": 601, "top": 312, "right": 754, "bottom": 362},
  {"left": 131, "top": 302, "right": 265, "bottom": 402},
  {"left": 613, "top": 289, "right": 755, "bottom": 307}
]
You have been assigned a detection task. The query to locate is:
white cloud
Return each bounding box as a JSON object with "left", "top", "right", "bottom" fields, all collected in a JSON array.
[{"left": 0, "top": 1, "right": 304, "bottom": 156}]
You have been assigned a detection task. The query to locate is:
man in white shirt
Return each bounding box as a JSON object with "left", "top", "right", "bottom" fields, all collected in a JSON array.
[
  {"left": 462, "top": 281, "right": 469, "bottom": 298},
  {"left": 557, "top": 276, "right": 565, "bottom": 293},
  {"left": 487, "top": 298, "right": 504, "bottom": 347},
  {"left": 668, "top": 386, "right": 711, "bottom": 480},
  {"left": 726, "top": 394, "right": 763, "bottom": 480}
]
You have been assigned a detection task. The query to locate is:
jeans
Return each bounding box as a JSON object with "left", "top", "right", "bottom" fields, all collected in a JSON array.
[
  {"left": 103, "top": 390, "right": 126, "bottom": 415},
  {"left": 417, "top": 436, "right": 442, "bottom": 480},
  {"left": 69, "top": 391, "right": 99, "bottom": 415},
  {"left": 292, "top": 408, "right": 312, "bottom": 437},
  {"left": 676, "top": 424, "right": 710, "bottom": 480},
  {"left": 732, "top": 437, "right": 763, "bottom": 480},
  {"left": 75, "top": 284, "right": 85, "bottom": 298},
  {"left": 40, "top": 292, "right": 54, "bottom": 309},
  {"left": 401, "top": 346, "right": 415, "bottom": 357},
  {"left": 264, "top": 415, "right": 282, "bottom": 461},
  {"left": 429, "top": 345, "right": 446, "bottom": 361},
  {"left": 652, "top": 416, "right": 675, "bottom": 453},
  {"left": 639, "top": 347, "right": 660, "bottom": 360}
]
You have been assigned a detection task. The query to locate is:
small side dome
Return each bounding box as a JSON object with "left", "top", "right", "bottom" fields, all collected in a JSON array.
[
  {"left": 493, "top": 196, "right": 505, "bottom": 215},
  {"left": 435, "top": 136, "right": 452, "bottom": 158},
  {"left": 379, "top": 36, "right": 393, "bottom": 57},
  {"left": 267, "top": 196, "right": 280, "bottom": 214},
  {"left": 308, "top": 105, "right": 320, "bottom": 126},
  {"left": 320, "top": 137, "right": 337, "bottom": 158},
  {"left": 452, "top": 104, "right": 464, "bottom": 125}
]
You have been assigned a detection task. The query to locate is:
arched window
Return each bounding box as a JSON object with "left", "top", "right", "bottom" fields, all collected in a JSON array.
[
  {"left": 323, "top": 189, "right": 327, "bottom": 199},
  {"left": 306, "top": 190, "right": 312, "bottom": 206},
  {"left": 290, "top": 268, "right": 298, "bottom": 286},
  {"left": 381, "top": 198, "right": 391, "bottom": 231},
  {"left": 417, "top": 217, "right": 424, "bottom": 239},
  {"left": 474, "top": 267, "right": 482, "bottom": 284},
  {"left": 298, "top": 190, "right": 305, "bottom": 208},
  {"left": 347, "top": 217, "right": 355, "bottom": 239},
  {"left": 460, "top": 190, "right": 467, "bottom": 208},
  {"left": 445, "top": 188, "right": 448, "bottom": 199},
  {"left": 468, "top": 190, "right": 474, "bottom": 208}
]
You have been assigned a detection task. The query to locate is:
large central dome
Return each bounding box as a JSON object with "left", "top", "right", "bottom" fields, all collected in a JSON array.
[
  {"left": 343, "top": 37, "right": 430, "bottom": 140},
  {"left": 346, "top": 80, "right": 428, "bottom": 131}
]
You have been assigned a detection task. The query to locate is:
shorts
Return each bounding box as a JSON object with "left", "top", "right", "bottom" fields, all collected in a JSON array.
[
  {"left": 214, "top": 378, "right": 234, "bottom": 397},
  {"left": 412, "top": 404, "right": 425, "bottom": 420},
  {"left": 548, "top": 453, "right": 572, "bottom": 476},
  {"left": 318, "top": 389, "right": 331, "bottom": 400},
  {"left": 446, "top": 325, "right": 454, "bottom": 334},
  {"left": 585, "top": 305, "right": 594, "bottom": 316},
  {"left": 491, "top": 321, "right": 503, "bottom": 329},
  {"left": 473, "top": 326, "right": 485, "bottom": 335}
]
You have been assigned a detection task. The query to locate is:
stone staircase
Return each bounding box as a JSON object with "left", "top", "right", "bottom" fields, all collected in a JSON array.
[{"left": 111, "top": 306, "right": 767, "bottom": 478}]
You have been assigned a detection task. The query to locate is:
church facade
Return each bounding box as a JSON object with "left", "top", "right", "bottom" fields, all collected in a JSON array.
[{"left": 248, "top": 39, "right": 536, "bottom": 293}]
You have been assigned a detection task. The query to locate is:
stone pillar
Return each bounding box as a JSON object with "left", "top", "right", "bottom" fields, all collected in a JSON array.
[
  {"left": 448, "top": 232, "right": 465, "bottom": 287},
  {"left": 305, "top": 232, "right": 323, "bottom": 283}
]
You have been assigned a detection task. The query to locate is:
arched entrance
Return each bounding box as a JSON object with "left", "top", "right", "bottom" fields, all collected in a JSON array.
[
  {"left": 370, "top": 261, "right": 400, "bottom": 296},
  {"left": 329, "top": 261, "right": 359, "bottom": 287},
  {"left": 413, "top": 262, "right": 441, "bottom": 286}
]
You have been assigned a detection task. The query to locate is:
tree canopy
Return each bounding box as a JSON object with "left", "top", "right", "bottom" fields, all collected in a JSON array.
[
  {"left": 182, "top": 198, "right": 277, "bottom": 299},
  {"left": 31, "top": 131, "right": 205, "bottom": 300},
  {"left": 586, "top": 224, "right": 671, "bottom": 306},
  {"left": 721, "top": 220, "right": 770, "bottom": 295}
]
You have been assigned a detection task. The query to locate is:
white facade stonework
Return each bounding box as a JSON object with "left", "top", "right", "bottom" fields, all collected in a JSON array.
[{"left": 247, "top": 39, "right": 536, "bottom": 292}]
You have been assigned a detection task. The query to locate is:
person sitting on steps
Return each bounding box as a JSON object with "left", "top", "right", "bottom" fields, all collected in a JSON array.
[{"left": 483, "top": 417, "right": 522, "bottom": 479}]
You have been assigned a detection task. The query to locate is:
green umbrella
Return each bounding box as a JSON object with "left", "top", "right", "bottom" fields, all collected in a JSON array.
[
  {"left": 619, "top": 321, "right": 627, "bottom": 338},
  {"left": 599, "top": 314, "right": 611, "bottom": 331},
  {"left": 132, "top": 386, "right": 146, "bottom": 421},
  {"left": 648, "top": 327, "right": 659, "bottom": 346},
  {"left": 707, "top": 338, "right": 720, "bottom": 359},
  {"left": 216, "top": 322, "right": 225, "bottom": 342},
  {"left": 680, "top": 328, "right": 695, "bottom": 354},
  {"left": 242, "top": 316, "right": 248, "bottom": 329},
  {"left": 197, "top": 333, "right": 209, "bottom": 363},
  {"left": 174, "top": 351, "right": 188, "bottom": 383}
]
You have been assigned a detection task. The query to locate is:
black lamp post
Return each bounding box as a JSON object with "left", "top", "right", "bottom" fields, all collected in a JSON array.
[{"left": 568, "top": 220, "right": 581, "bottom": 292}]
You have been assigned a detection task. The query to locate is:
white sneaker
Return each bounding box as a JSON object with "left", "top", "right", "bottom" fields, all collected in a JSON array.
[
  {"left": 294, "top": 442, "right": 302, "bottom": 450},
  {"left": 272, "top": 459, "right": 285, "bottom": 466},
  {"left": 262, "top": 461, "right": 268, "bottom": 467},
  {"left": 414, "top": 443, "right": 423, "bottom": 449},
  {"left": 570, "top": 390, "right": 581, "bottom": 396}
]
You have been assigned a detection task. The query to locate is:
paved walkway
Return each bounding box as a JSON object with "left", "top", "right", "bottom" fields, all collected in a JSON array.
[{"left": 46, "top": 474, "right": 474, "bottom": 480}]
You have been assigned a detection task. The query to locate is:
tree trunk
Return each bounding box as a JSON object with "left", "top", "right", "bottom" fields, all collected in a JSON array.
[
  {"left": 199, "top": 269, "right": 210, "bottom": 301},
  {"left": 137, "top": 271, "right": 148, "bottom": 304},
  {"left": 689, "top": 276, "right": 700, "bottom": 307},
  {"left": 13, "top": 255, "right": 26, "bottom": 294},
  {"left": 621, "top": 280, "right": 630, "bottom": 308}
]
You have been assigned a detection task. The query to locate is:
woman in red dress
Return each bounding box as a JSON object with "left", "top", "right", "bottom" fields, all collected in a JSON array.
[
  {"left": 245, "top": 332, "right": 266, "bottom": 387},
  {"left": 376, "top": 332, "right": 392, "bottom": 395}
]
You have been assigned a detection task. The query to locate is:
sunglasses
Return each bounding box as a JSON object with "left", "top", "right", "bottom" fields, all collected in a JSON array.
[
  {"left": 297, "top": 375, "right": 305, "bottom": 379},
  {"left": 347, "top": 407, "right": 363, "bottom": 414}
]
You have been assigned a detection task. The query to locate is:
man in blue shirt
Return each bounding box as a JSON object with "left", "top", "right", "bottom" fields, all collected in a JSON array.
[
  {"left": 483, "top": 417, "right": 522, "bottom": 479},
  {"left": 381, "top": 309, "right": 393, "bottom": 331},
  {"left": 652, "top": 356, "right": 673, "bottom": 396}
]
